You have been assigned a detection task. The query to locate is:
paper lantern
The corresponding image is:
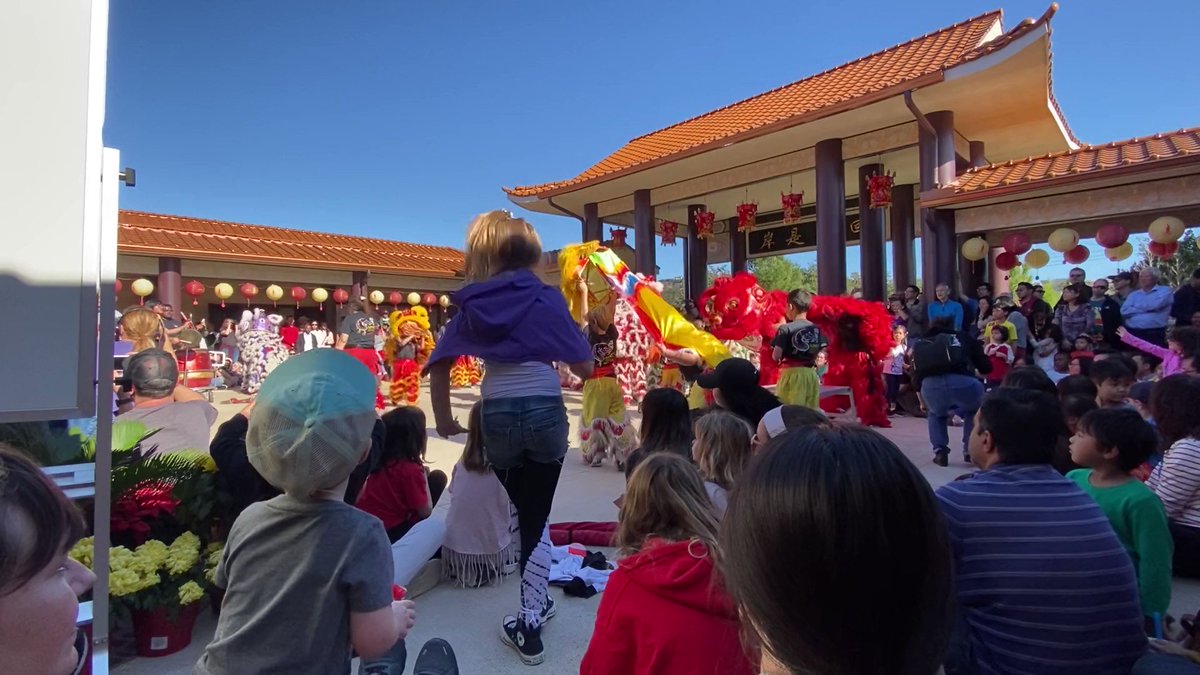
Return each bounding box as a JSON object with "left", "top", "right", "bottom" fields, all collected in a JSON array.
[
  {"left": 214, "top": 282, "right": 234, "bottom": 308},
  {"left": 961, "top": 237, "right": 988, "bottom": 262},
  {"left": 995, "top": 251, "right": 1019, "bottom": 271},
  {"left": 240, "top": 283, "right": 259, "bottom": 305},
  {"left": 1064, "top": 244, "right": 1090, "bottom": 265},
  {"left": 438, "top": 294, "right": 451, "bottom": 308},
  {"left": 114, "top": 279, "right": 123, "bottom": 294},
  {"left": 1148, "top": 216, "right": 1186, "bottom": 244},
  {"left": 1095, "top": 224, "right": 1128, "bottom": 249},
  {"left": 131, "top": 278, "right": 154, "bottom": 305},
  {"left": 1024, "top": 249, "right": 1049, "bottom": 270},
  {"left": 659, "top": 220, "right": 679, "bottom": 245},
  {"left": 388, "top": 291, "right": 403, "bottom": 308},
  {"left": 694, "top": 210, "right": 715, "bottom": 240},
  {"left": 736, "top": 202, "right": 758, "bottom": 233},
  {"left": 332, "top": 288, "right": 349, "bottom": 308},
  {"left": 290, "top": 286, "right": 306, "bottom": 307},
  {"left": 866, "top": 171, "right": 895, "bottom": 209},
  {"left": 265, "top": 284, "right": 284, "bottom": 307},
  {"left": 1105, "top": 242, "right": 1134, "bottom": 262},
  {"left": 1149, "top": 241, "right": 1180, "bottom": 259},
  {"left": 1047, "top": 227, "right": 1079, "bottom": 253},
  {"left": 406, "top": 292, "right": 421, "bottom": 306},
  {"left": 184, "top": 280, "right": 205, "bottom": 306},
  {"left": 311, "top": 287, "right": 329, "bottom": 310},
  {"left": 421, "top": 293, "right": 437, "bottom": 306},
  {"left": 1002, "top": 232, "right": 1032, "bottom": 255},
  {"left": 368, "top": 290, "right": 385, "bottom": 308},
  {"left": 781, "top": 192, "right": 804, "bottom": 225}
]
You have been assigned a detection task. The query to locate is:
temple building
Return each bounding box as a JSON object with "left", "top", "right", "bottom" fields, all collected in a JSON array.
[{"left": 504, "top": 4, "right": 1199, "bottom": 300}]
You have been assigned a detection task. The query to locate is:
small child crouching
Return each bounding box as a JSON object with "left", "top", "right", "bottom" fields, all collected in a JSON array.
[{"left": 691, "top": 410, "right": 753, "bottom": 518}]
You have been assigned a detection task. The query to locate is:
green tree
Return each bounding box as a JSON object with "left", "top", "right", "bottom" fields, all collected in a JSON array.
[
  {"left": 659, "top": 277, "right": 685, "bottom": 307},
  {"left": 1140, "top": 230, "right": 1200, "bottom": 287},
  {"left": 747, "top": 256, "right": 817, "bottom": 292},
  {"left": 1007, "top": 264, "right": 1061, "bottom": 307}
]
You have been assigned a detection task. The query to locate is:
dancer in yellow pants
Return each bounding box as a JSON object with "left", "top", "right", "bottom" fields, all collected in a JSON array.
[{"left": 770, "top": 290, "right": 826, "bottom": 410}]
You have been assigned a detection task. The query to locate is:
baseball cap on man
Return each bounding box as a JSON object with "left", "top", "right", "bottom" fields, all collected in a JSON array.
[
  {"left": 696, "top": 357, "right": 760, "bottom": 391},
  {"left": 247, "top": 349, "right": 378, "bottom": 496},
  {"left": 125, "top": 349, "right": 179, "bottom": 398}
]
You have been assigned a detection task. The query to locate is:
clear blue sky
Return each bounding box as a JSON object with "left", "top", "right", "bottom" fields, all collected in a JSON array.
[{"left": 106, "top": 1, "right": 1197, "bottom": 283}]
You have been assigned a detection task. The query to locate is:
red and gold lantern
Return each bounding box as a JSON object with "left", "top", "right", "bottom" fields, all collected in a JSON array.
[
  {"left": 694, "top": 210, "right": 715, "bottom": 240},
  {"left": 388, "top": 291, "right": 403, "bottom": 308},
  {"left": 1149, "top": 241, "right": 1180, "bottom": 259},
  {"left": 290, "top": 286, "right": 307, "bottom": 308},
  {"left": 736, "top": 202, "right": 758, "bottom": 233},
  {"left": 332, "top": 287, "right": 349, "bottom": 308},
  {"left": 239, "top": 282, "right": 259, "bottom": 305},
  {"left": 659, "top": 220, "right": 679, "bottom": 245},
  {"left": 184, "top": 280, "right": 205, "bottom": 306},
  {"left": 1063, "top": 245, "right": 1090, "bottom": 265},
  {"left": 867, "top": 171, "right": 895, "bottom": 209},
  {"left": 422, "top": 292, "right": 438, "bottom": 306},
  {"left": 781, "top": 192, "right": 804, "bottom": 225}
]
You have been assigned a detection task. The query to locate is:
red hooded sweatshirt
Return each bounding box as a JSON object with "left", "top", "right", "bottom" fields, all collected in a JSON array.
[{"left": 580, "top": 538, "right": 757, "bottom": 675}]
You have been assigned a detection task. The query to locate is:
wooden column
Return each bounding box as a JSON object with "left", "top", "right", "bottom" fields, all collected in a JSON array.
[
  {"left": 729, "top": 221, "right": 747, "bottom": 273},
  {"left": 157, "top": 257, "right": 181, "bottom": 317},
  {"left": 633, "top": 189, "right": 656, "bottom": 275},
  {"left": 858, "top": 163, "right": 886, "bottom": 301},
  {"left": 929, "top": 110, "right": 958, "bottom": 291},
  {"left": 969, "top": 141, "right": 987, "bottom": 169},
  {"left": 815, "top": 138, "right": 846, "bottom": 295},
  {"left": 686, "top": 204, "right": 708, "bottom": 301},
  {"left": 890, "top": 184, "right": 916, "bottom": 291},
  {"left": 351, "top": 270, "right": 368, "bottom": 303},
  {"left": 583, "top": 202, "right": 602, "bottom": 242},
  {"left": 918, "top": 120, "right": 937, "bottom": 292}
]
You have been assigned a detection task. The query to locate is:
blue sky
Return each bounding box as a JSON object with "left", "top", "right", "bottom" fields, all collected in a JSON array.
[{"left": 105, "top": 1, "right": 1197, "bottom": 282}]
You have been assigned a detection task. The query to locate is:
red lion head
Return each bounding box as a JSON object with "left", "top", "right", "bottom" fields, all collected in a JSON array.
[{"left": 699, "top": 272, "right": 767, "bottom": 341}]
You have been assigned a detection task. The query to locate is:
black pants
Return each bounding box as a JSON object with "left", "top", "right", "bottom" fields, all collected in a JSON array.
[
  {"left": 494, "top": 461, "right": 561, "bottom": 573},
  {"left": 385, "top": 470, "right": 448, "bottom": 544},
  {"left": 1171, "top": 520, "right": 1200, "bottom": 578}
]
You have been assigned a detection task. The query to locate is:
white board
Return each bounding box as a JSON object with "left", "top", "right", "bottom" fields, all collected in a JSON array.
[{"left": 0, "top": 0, "right": 110, "bottom": 421}]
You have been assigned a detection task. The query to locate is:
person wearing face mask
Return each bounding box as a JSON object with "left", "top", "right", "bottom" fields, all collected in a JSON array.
[{"left": 0, "top": 446, "right": 96, "bottom": 675}]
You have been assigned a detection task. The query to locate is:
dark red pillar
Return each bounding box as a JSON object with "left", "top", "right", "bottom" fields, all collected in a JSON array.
[
  {"left": 918, "top": 121, "right": 937, "bottom": 292},
  {"left": 858, "top": 163, "right": 886, "bottom": 301},
  {"left": 969, "top": 141, "right": 987, "bottom": 169},
  {"left": 157, "top": 257, "right": 182, "bottom": 318},
  {"left": 686, "top": 204, "right": 709, "bottom": 301},
  {"left": 815, "top": 138, "right": 846, "bottom": 295},
  {"left": 351, "top": 271, "right": 368, "bottom": 303},
  {"left": 929, "top": 110, "right": 958, "bottom": 291},
  {"left": 729, "top": 220, "right": 747, "bottom": 273},
  {"left": 891, "top": 184, "right": 915, "bottom": 291},
  {"left": 633, "top": 189, "right": 656, "bottom": 275},
  {"left": 583, "top": 202, "right": 602, "bottom": 242}
]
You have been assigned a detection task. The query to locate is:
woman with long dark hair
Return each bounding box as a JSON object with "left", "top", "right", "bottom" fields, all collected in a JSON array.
[{"left": 622, "top": 387, "right": 693, "bottom": 478}]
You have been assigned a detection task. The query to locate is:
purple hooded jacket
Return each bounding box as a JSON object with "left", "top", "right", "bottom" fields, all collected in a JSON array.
[{"left": 428, "top": 269, "right": 591, "bottom": 367}]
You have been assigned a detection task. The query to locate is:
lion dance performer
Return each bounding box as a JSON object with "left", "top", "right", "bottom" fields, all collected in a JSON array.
[
  {"left": 771, "top": 289, "right": 827, "bottom": 410},
  {"left": 385, "top": 306, "right": 435, "bottom": 406},
  {"left": 237, "top": 309, "right": 289, "bottom": 395},
  {"left": 808, "top": 295, "right": 892, "bottom": 427},
  {"left": 449, "top": 355, "right": 482, "bottom": 387},
  {"left": 578, "top": 287, "right": 632, "bottom": 467},
  {"left": 694, "top": 272, "right": 787, "bottom": 405}
]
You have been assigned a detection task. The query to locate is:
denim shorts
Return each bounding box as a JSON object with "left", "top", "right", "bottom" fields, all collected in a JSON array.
[{"left": 481, "top": 395, "right": 569, "bottom": 470}]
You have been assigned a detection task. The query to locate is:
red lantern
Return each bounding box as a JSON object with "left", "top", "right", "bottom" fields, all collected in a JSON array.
[
  {"left": 781, "top": 192, "right": 804, "bottom": 224},
  {"left": 866, "top": 172, "right": 894, "bottom": 209},
  {"left": 995, "top": 251, "right": 1020, "bottom": 272},
  {"left": 332, "top": 288, "right": 350, "bottom": 308},
  {"left": 183, "top": 280, "right": 205, "bottom": 306},
  {"left": 1095, "top": 224, "right": 1128, "bottom": 249},
  {"left": 290, "top": 286, "right": 307, "bottom": 308},
  {"left": 1002, "top": 232, "right": 1032, "bottom": 255},
  {"left": 736, "top": 202, "right": 758, "bottom": 233},
  {"left": 388, "top": 291, "right": 403, "bottom": 308},
  {"left": 610, "top": 228, "right": 628, "bottom": 247},
  {"left": 659, "top": 220, "right": 679, "bottom": 245},
  {"left": 114, "top": 278, "right": 123, "bottom": 294},
  {"left": 1064, "top": 245, "right": 1090, "bottom": 265},
  {"left": 694, "top": 210, "right": 715, "bottom": 240},
  {"left": 1149, "top": 241, "right": 1180, "bottom": 259},
  {"left": 422, "top": 292, "right": 437, "bottom": 306},
  {"left": 239, "top": 282, "right": 258, "bottom": 305}
]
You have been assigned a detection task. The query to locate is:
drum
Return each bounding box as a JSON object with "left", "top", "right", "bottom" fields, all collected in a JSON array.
[{"left": 176, "top": 348, "right": 214, "bottom": 388}]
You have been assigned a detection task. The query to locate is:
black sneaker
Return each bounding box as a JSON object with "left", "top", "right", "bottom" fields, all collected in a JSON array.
[
  {"left": 932, "top": 448, "right": 949, "bottom": 467},
  {"left": 413, "top": 638, "right": 459, "bottom": 675},
  {"left": 501, "top": 615, "right": 544, "bottom": 665},
  {"left": 541, "top": 595, "right": 557, "bottom": 623}
]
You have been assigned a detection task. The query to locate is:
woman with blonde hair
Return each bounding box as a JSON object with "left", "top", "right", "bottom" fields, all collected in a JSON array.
[
  {"left": 692, "top": 410, "right": 753, "bottom": 517},
  {"left": 118, "top": 307, "right": 165, "bottom": 353},
  {"left": 580, "top": 453, "right": 755, "bottom": 675},
  {"left": 427, "top": 210, "right": 593, "bottom": 665}
]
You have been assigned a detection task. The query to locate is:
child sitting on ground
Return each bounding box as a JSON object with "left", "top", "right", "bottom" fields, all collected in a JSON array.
[
  {"left": 1090, "top": 358, "right": 1134, "bottom": 410},
  {"left": 357, "top": 406, "right": 448, "bottom": 543},
  {"left": 1068, "top": 407, "right": 1172, "bottom": 634},
  {"left": 196, "top": 350, "right": 416, "bottom": 674},
  {"left": 983, "top": 326, "right": 1014, "bottom": 390},
  {"left": 441, "top": 402, "right": 518, "bottom": 587},
  {"left": 580, "top": 453, "right": 756, "bottom": 675},
  {"left": 691, "top": 410, "right": 753, "bottom": 518}
]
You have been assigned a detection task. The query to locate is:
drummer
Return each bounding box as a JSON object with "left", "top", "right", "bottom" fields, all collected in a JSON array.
[{"left": 116, "top": 348, "right": 218, "bottom": 456}]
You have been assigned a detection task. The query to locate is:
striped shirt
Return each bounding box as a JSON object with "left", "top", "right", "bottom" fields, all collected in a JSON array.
[
  {"left": 1147, "top": 437, "right": 1200, "bottom": 529},
  {"left": 936, "top": 464, "right": 1146, "bottom": 674}
]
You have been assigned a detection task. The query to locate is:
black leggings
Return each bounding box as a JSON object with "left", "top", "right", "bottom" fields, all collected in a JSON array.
[
  {"left": 385, "top": 470, "right": 448, "bottom": 544},
  {"left": 493, "top": 461, "right": 562, "bottom": 573},
  {"left": 1171, "top": 521, "right": 1200, "bottom": 578}
]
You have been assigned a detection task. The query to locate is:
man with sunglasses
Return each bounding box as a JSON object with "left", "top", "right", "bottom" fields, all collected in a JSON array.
[{"left": 1088, "top": 277, "right": 1123, "bottom": 349}]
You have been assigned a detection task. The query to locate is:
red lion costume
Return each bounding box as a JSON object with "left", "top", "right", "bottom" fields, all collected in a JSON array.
[
  {"left": 698, "top": 272, "right": 787, "bottom": 385},
  {"left": 809, "top": 295, "right": 893, "bottom": 428}
]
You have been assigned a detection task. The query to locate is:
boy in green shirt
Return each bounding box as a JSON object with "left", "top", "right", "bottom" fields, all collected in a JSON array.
[{"left": 1068, "top": 407, "right": 1173, "bottom": 632}]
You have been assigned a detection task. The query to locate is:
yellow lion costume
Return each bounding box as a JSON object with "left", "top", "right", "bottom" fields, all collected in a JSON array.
[{"left": 384, "top": 306, "right": 435, "bottom": 406}]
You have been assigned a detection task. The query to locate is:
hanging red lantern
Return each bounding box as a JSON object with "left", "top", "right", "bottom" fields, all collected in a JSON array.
[
  {"left": 995, "top": 251, "right": 1020, "bottom": 272},
  {"left": 1002, "top": 232, "right": 1032, "bottom": 255},
  {"left": 867, "top": 171, "right": 895, "bottom": 209},
  {"left": 736, "top": 202, "right": 758, "bottom": 233},
  {"left": 422, "top": 292, "right": 438, "bottom": 306},
  {"left": 781, "top": 192, "right": 804, "bottom": 224},
  {"left": 183, "top": 280, "right": 205, "bottom": 306},
  {"left": 114, "top": 278, "right": 123, "bottom": 294},
  {"left": 290, "top": 286, "right": 307, "bottom": 308},
  {"left": 239, "top": 282, "right": 258, "bottom": 305},
  {"left": 1149, "top": 241, "right": 1180, "bottom": 259},
  {"left": 1095, "top": 224, "right": 1129, "bottom": 249},
  {"left": 659, "top": 220, "right": 679, "bottom": 245},
  {"left": 332, "top": 287, "right": 350, "bottom": 308},
  {"left": 610, "top": 228, "right": 628, "bottom": 247},
  {"left": 694, "top": 210, "right": 715, "bottom": 240},
  {"left": 1063, "top": 244, "right": 1090, "bottom": 265},
  {"left": 388, "top": 291, "right": 403, "bottom": 308}
]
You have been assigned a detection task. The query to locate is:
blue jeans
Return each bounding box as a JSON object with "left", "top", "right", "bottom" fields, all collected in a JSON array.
[
  {"left": 480, "top": 395, "right": 569, "bottom": 470},
  {"left": 922, "top": 374, "right": 983, "bottom": 452}
]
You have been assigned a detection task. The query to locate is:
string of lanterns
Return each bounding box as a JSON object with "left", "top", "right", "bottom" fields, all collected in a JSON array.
[{"left": 121, "top": 280, "right": 452, "bottom": 311}]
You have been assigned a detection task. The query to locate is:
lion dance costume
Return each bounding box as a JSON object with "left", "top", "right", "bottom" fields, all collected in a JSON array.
[
  {"left": 385, "top": 306, "right": 435, "bottom": 406},
  {"left": 695, "top": 273, "right": 788, "bottom": 407},
  {"left": 808, "top": 295, "right": 892, "bottom": 428},
  {"left": 450, "top": 356, "right": 482, "bottom": 387},
  {"left": 237, "top": 309, "right": 289, "bottom": 395}
]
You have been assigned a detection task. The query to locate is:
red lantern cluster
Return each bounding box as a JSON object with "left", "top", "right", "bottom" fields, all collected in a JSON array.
[
  {"left": 1001, "top": 232, "right": 1032, "bottom": 256},
  {"left": 183, "top": 280, "right": 206, "bottom": 306},
  {"left": 736, "top": 202, "right": 758, "bottom": 233},
  {"left": 694, "top": 210, "right": 715, "bottom": 240},
  {"left": 867, "top": 172, "right": 895, "bottom": 209},
  {"left": 659, "top": 220, "right": 679, "bottom": 245},
  {"left": 781, "top": 192, "right": 804, "bottom": 224},
  {"left": 1095, "top": 224, "right": 1129, "bottom": 249}
]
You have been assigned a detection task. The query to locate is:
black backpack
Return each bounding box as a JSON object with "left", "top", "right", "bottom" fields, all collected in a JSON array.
[{"left": 912, "top": 333, "right": 968, "bottom": 376}]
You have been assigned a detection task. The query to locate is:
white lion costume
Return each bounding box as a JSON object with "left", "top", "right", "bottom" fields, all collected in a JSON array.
[{"left": 237, "top": 309, "right": 289, "bottom": 395}]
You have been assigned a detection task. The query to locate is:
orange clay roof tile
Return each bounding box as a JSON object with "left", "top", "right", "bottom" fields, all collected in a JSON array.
[
  {"left": 118, "top": 211, "right": 464, "bottom": 278},
  {"left": 506, "top": 9, "right": 1047, "bottom": 198},
  {"left": 934, "top": 128, "right": 1200, "bottom": 199}
]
